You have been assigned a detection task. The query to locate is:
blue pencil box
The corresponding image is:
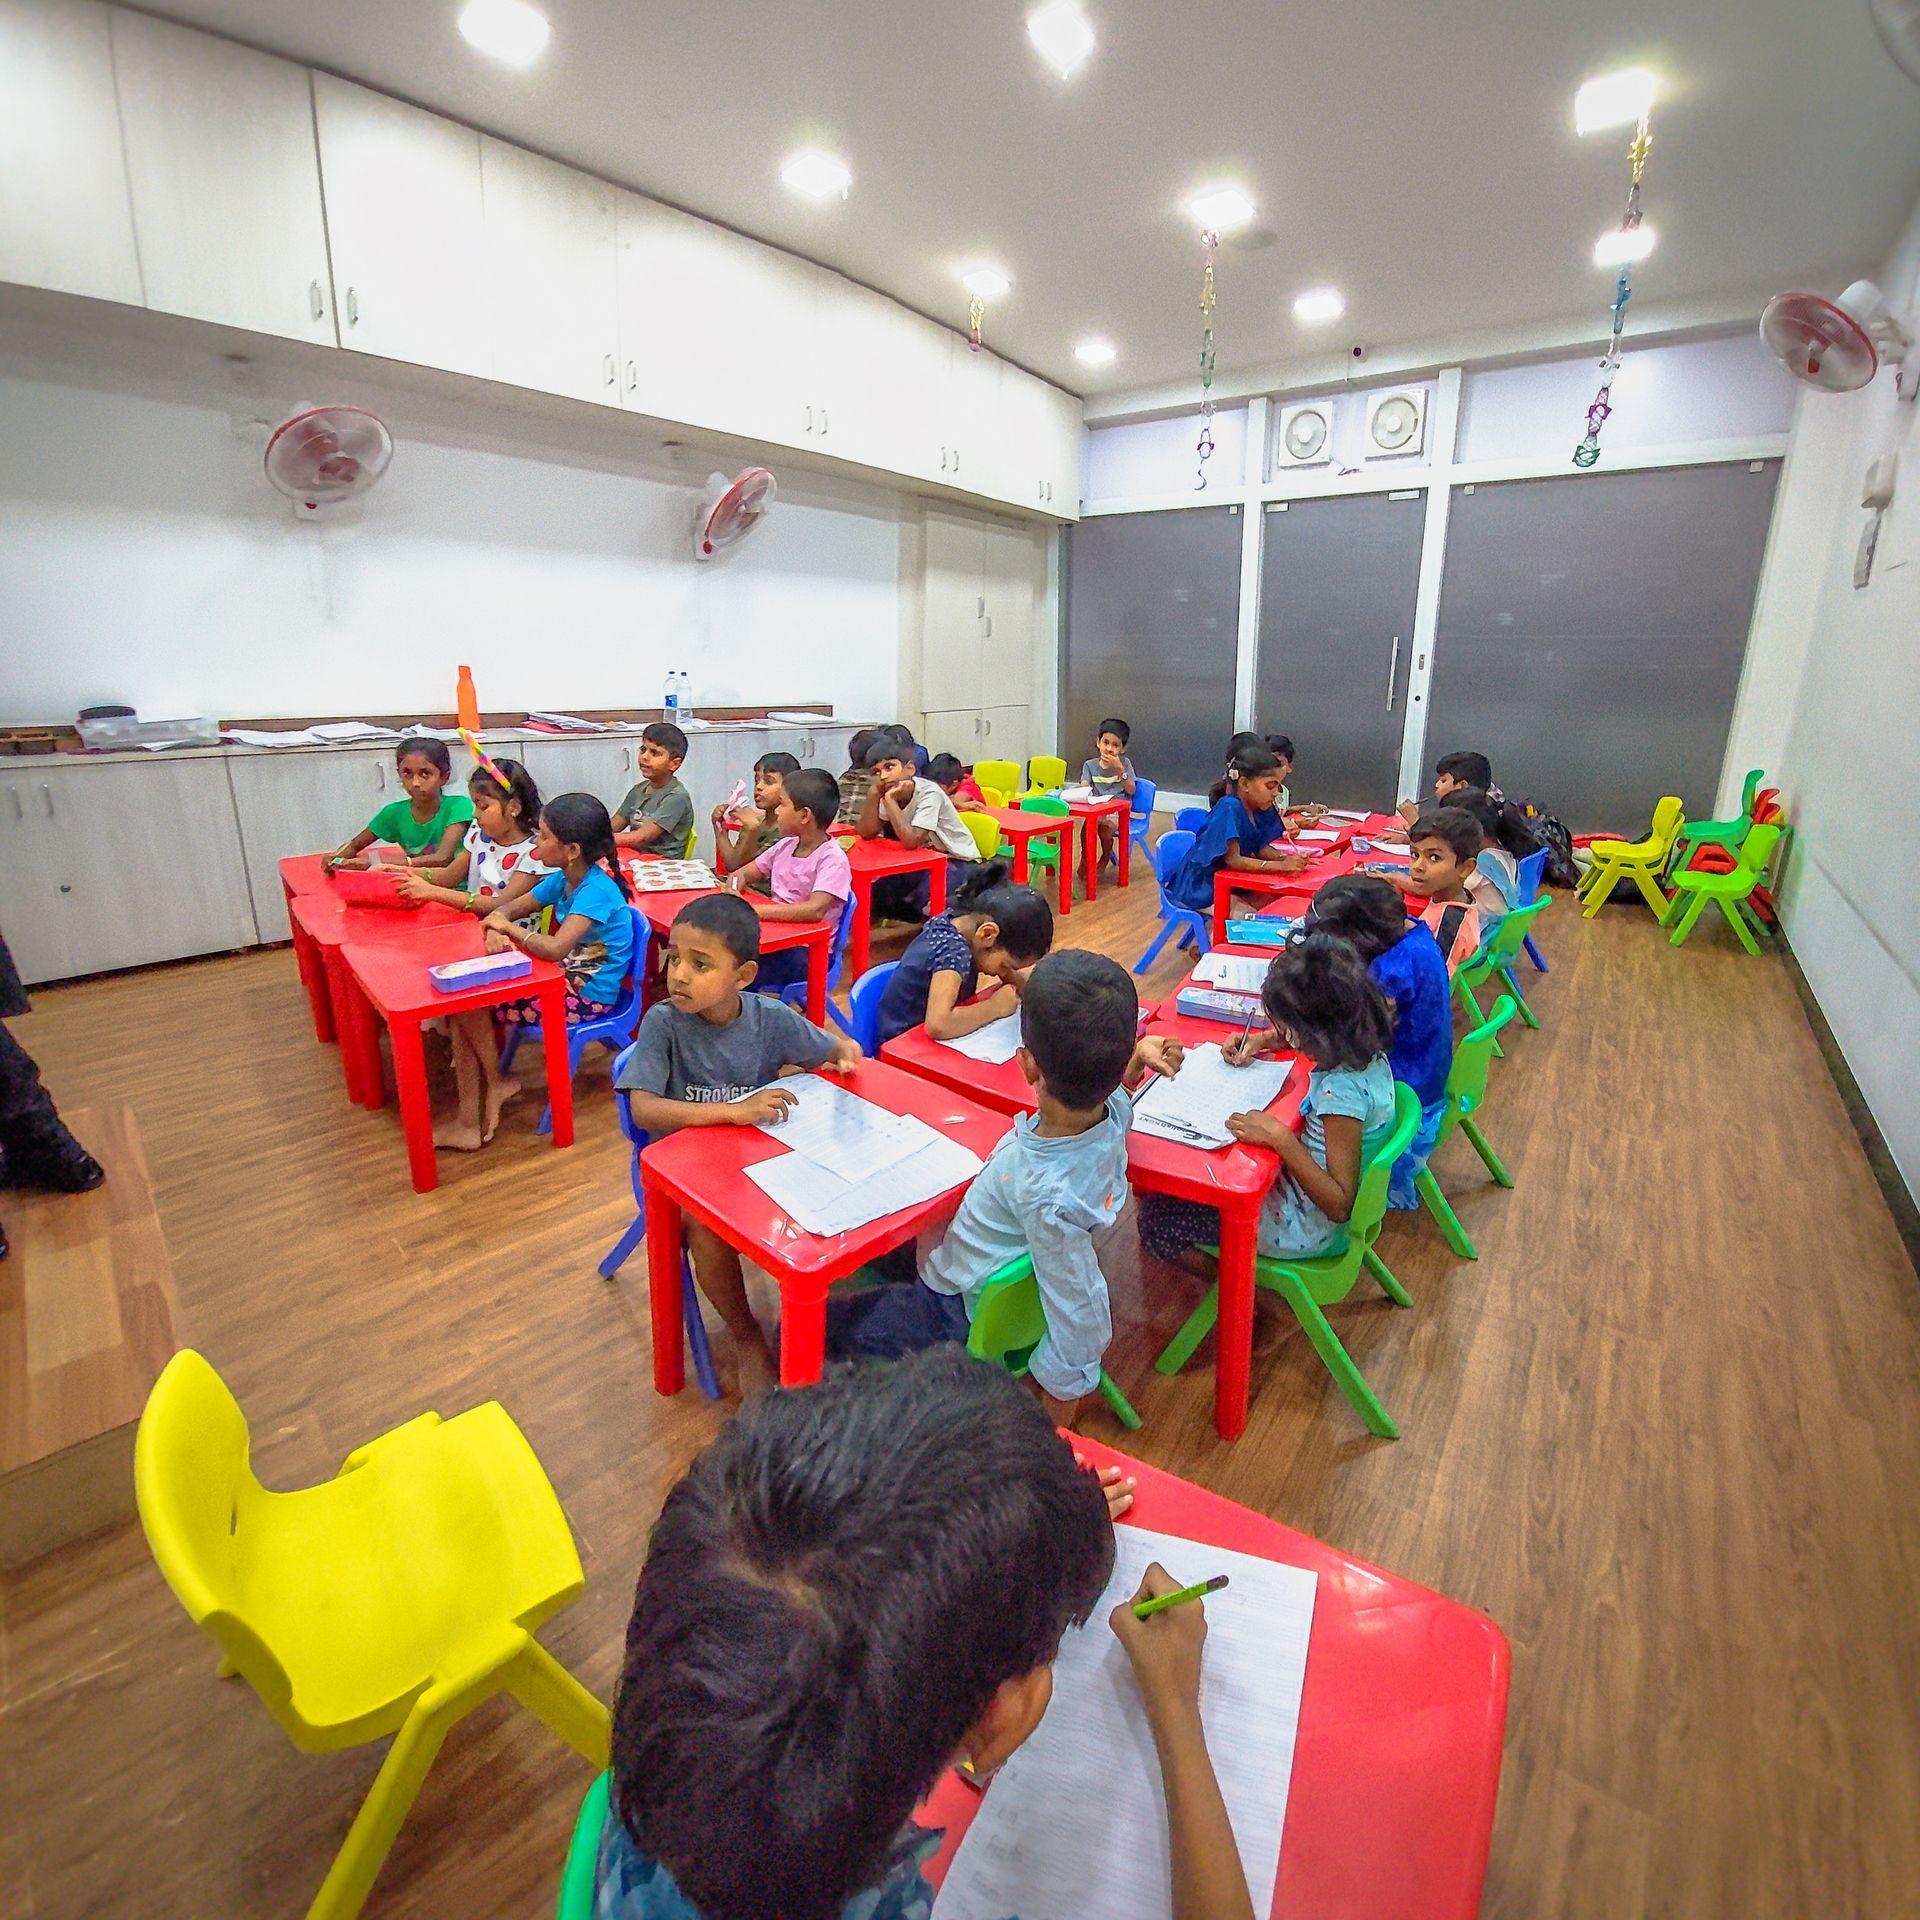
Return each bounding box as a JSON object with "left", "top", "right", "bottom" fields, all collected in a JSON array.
[
  {"left": 429, "top": 952, "right": 533, "bottom": 993},
  {"left": 1225, "top": 916, "right": 1299, "bottom": 948}
]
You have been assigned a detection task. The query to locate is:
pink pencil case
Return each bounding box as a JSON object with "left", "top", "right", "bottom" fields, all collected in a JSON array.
[
  {"left": 334, "top": 868, "right": 419, "bottom": 909},
  {"left": 429, "top": 952, "right": 533, "bottom": 993}
]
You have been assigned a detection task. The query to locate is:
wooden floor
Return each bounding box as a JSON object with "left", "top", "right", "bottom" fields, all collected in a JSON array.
[{"left": 3, "top": 877, "right": 1918, "bottom": 1920}]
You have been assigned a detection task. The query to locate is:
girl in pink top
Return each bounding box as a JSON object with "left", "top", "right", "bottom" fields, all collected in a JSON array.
[{"left": 727, "top": 768, "right": 854, "bottom": 993}]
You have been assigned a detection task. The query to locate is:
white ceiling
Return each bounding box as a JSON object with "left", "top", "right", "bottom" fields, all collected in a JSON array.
[{"left": 141, "top": 0, "right": 1920, "bottom": 407}]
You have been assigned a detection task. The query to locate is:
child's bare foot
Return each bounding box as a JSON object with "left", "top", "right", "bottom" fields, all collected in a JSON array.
[
  {"left": 735, "top": 1334, "right": 780, "bottom": 1399},
  {"left": 482, "top": 1075, "right": 522, "bottom": 1143},
  {"left": 433, "top": 1119, "right": 485, "bottom": 1152}
]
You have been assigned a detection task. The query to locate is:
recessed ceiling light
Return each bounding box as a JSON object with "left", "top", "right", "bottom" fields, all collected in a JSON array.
[
  {"left": 457, "top": 0, "right": 550, "bottom": 67},
  {"left": 1027, "top": 0, "right": 1096, "bottom": 79},
  {"left": 962, "top": 265, "right": 1011, "bottom": 300},
  {"left": 1188, "top": 185, "right": 1256, "bottom": 235},
  {"left": 1575, "top": 68, "right": 1656, "bottom": 134},
  {"left": 1074, "top": 337, "right": 1117, "bottom": 367},
  {"left": 780, "top": 149, "right": 851, "bottom": 202},
  {"left": 1292, "top": 287, "right": 1344, "bottom": 325},
  {"left": 1593, "top": 223, "right": 1657, "bottom": 266}
]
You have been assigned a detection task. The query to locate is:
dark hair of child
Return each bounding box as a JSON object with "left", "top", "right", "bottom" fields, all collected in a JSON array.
[
  {"left": 542, "top": 791, "right": 633, "bottom": 899},
  {"left": 1304, "top": 873, "right": 1407, "bottom": 962},
  {"left": 846, "top": 727, "right": 881, "bottom": 769},
  {"left": 1208, "top": 733, "right": 1277, "bottom": 804},
  {"left": 1261, "top": 932, "right": 1394, "bottom": 1072},
  {"left": 610, "top": 1346, "right": 1114, "bottom": 1920},
  {"left": 880, "top": 723, "right": 916, "bottom": 748},
  {"left": 862, "top": 733, "right": 911, "bottom": 772},
  {"left": 781, "top": 767, "right": 840, "bottom": 826},
  {"left": 925, "top": 752, "right": 966, "bottom": 788},
  {"left": 1096, "top": 716, "right": 1131, "bottom": 746},
  {"left": 396, "top": 734, "right": 452, "bottom": 777},
  {"left": 951, "top": 861, "right": 1054, "bottom": 964},
  {"left": 675, "top": 889, "right": 760, "bottom": 964},
  {"left": 643, "top": 721, "right": 690, "bottom": 760},
  {"left": 1449, "top": 786, "right": 1540, "bottom": 860},
  {"left": 1436, "top": 750, "right": 1493, "bottom": 791},
  {"left": 1019, "top": 948, "right": 1137, "bottom": 1111},
  {"left": 1265, "top": 733, "right": 1296, "bottom": 764},
  {"left": 1409, "top": 805, "right": 1484, "bottom": 864},
  {"left": 755, "top": 750, "right": 801, "bottom": 779},
  {"left": 469, "top": 754, "right": 542, "bottom": 825}
]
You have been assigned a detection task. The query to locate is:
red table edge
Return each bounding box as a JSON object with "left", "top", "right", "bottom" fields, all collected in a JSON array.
[{"left": 917, "top": 1436, "right": 1511, "bottom": 1920}]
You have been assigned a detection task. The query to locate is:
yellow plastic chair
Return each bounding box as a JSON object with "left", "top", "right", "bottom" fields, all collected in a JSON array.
[
  {"left": 976, "top": 782, "right": 1013, "bottom": 810},
  {"left": 1577, "top": 795, "right": 1683, "bottom": 919},
  {"left": 962, "top": 811, "right": 1003, "bottom": 860},
  {"left": 135, "top": 1350, "right": 610, "bottom": 1920},
  {"left": 1028, "top": 754, "right": 1069, "bottom": 792},
  {"left": 974, "top": 759, "right": 1021, "bottom": 801}
]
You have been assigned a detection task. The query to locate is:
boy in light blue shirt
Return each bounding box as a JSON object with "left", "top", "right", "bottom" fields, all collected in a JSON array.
[{"left": 826, "top": 949, "right": 1182, "bottom": 1418}]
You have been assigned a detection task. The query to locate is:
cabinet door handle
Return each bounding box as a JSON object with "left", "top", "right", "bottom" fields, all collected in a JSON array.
[
  {"left": 41, "top": 784, "right": 55, "bottom": 819},
  {"left": 1386, "top": 635, "right": 1401, "bottom": 713},
  {"left": 309, "top": 279, "right": 325, "bottom": 321},
  {"left": 819, "top": 408, "right": 828, "bottom": 434},
  {"left": 804, "top": 404, "right": 814, "bottom": 433},
  {"left": 603, "top": 353, "right": 616, "bottom": 385},
  {"left": 953, "top": 449, "right": 961, "bottom": 473},
  {"left": 982, "top": 716, "right": 991, "bottom": 736},
  {"left": 8, "top": 788, "right": 20, "bottom": 821},
  {"left": 622, "top": 746, "right": 633, "bottom": 771},
  {"left": 625, "top": 359, "right": 636, "bottom": 390},
  {"left": 346, "top": 287, "right": 360, "bottom": 327},
  {"left": 375, "top": 763, "right": 386, "bottom": 790}
]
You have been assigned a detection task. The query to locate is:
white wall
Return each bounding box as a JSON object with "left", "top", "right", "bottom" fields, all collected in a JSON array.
[{"left": 0, "top": 310, "right": 910, "bottom": 725}]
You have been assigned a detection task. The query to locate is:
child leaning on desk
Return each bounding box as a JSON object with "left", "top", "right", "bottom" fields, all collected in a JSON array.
[
  {"left": 1167, "top": 743, "right": 1309, "bottom": 921},
  {"left": 828, "top": 950, "right": 1184, "bottom": 1427},
  {"left": 326, "top": 735, "right": 473, "bottom": 870},
  {"left": 598, "top": 1346, "right": 1256, "bottom": 1920},
  {"left": 615, "top": 891, "right": 859, "bottom": 1398}
]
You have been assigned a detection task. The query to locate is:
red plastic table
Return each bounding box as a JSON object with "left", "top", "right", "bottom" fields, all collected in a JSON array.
[
  {"left": 979, "top": 806, "right": 1076, "bottom": 913},
  {"left": 878, "top": 1015, "right": 1034, "bottom": 1118},
  {"left": 1065, "top": 791, "right": 1133, "bottom": 900},
  {"left": 639, "top": 1059, "right": 1011, "bottom": 1391},
  {"left": 919, "top": 1437, "right": 1510, "bottom": 1920},
  {"left": 836, "top": 835, "right": 950, "bottom": 978},
  {"left": 340, "top": 922, "right": 575, "bottom": 1194},
  {"left": 1209, "top": 814, "right": 1410, "bottom": 944},
  {"left": 281, "top": 854, "right": 346, "bottom": 1041}
]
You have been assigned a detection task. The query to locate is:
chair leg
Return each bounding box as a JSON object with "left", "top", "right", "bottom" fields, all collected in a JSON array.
[
  {"left": 1459, "top": 1115, "right": 1514, "bottom": 1188},
  {"left": 1523, "top": 933, "right": 1550, "bottom": 974},
  {"left": 598, "top": 1211, "right": 647, "bottom": 1280},
  {"left": 1718, "top": 896, "right": 1764, "bottom": 956},
  {"left": 1667, "top": 892, "right": 1710, "bottom": 948},
  {"left": 1134, "top": 917, "right": 1177, "bottom": 975},
  {"left": 1657, "top": 884, "right": 1687, "bottom": 927},
  {"left": 536, "top": 1030, "right": 588, "bottom": 1138},
  {"left": 1097, "top": 1368, "right": 1143, "bottom": 1431},
  {"left": 1735, "top": 897, "right": 1773, "bottom": 944},
  {"left": 503, "top": 1637, "right": 613, "bottom": 1770},
  {"left": 1271, "top": 1267, "right": 1398, "bottom": 1439},
  {"left": 1362, "top": 1244, "right": 1415, "bottom": 1305},
  {"left": 1629, "top": 866, "right": 1671, "bottom": 917},
  {"left": 825, "top": 998, "right": 857, "bottom": 1040},
  {"left": 1498, "top": 963, "right": 1540, "bottom": 1029},
  {"left": 1414, "top": 1168, "right": 1477, "bottom": 1260},
  {"left": 682, "top": 1258, "right": 721, "bottom": 1403},
  {"left": 1580, "top": 863, "right": 1616, "bottom": 917},
  {"left": 1154, "top": 1284, "right": 1220, "bottom": 1374},
  {"left": 497, "top": 1026, "right": 525, "bottom": 1073}
]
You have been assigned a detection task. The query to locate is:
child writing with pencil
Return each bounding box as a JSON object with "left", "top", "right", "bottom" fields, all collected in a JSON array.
[
  {"left": 598, "top": 1346, "right": 1255, "bottom": 1920},
  {"left": 327, "top": 736, "right": 473, "bottom": 870},
  {"left": 1168, "top": 743, "right": 1308, "bottom": 922},
  {"left": 872, "top": 862, "right": 1053, "bottom": 1048}
]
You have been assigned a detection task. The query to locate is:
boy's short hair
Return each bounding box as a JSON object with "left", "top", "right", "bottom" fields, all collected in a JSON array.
[
  {"left": 674, "top": 890, "right": 759, "bottom": 963},
  {"left": 612, "top": 1347, "right": 1113, "bottom": 1920},
  {"left": 782, "top": 767, "right": 840, "bottom": 827},
  {"left": 643, "top": 721, "right": 689, "bottom": 762},
  {"left": 1436, "top": 750, "right": 1492, "bottom": 790},
  {"left": 1264, "top": 733, "right": 1295, "bottom": 764},
  {"left": 1409, "top": 805, "right": 1484, "bottom": 863},
  {"left": 880, "top": 723, "right": 916, "bottom": 749},
  {"left": 846, "top": 727, "right": 881, "bottom": 769},
  {"left": 395, "top": 734, "right": 452, "bottom": 777},
  {"left": 925, "top": 752, "right": 966, "bottom": 788},
  {"left": 862, "top": 734, "right": 910, "bottom": 772},
  {"left": 1020, "top": 949, "right": 1138, "bottom": 1111},
  {"left": 755, "top": 750, "right": 800, "bottom": 778},
  {"left": 1096, "top": 717, "right": 1131, "bottom": 746}
]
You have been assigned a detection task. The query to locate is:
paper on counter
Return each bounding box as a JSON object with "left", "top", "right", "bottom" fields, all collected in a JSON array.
[
  {"left": 1130, "top": 1043, "right": 1292, "bottom": 1149},
  {"left": 936, "top": 1014, "right": 1024, "bottom": 1066}
]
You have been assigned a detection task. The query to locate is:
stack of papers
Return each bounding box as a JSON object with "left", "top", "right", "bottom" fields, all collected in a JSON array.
[
  {"left": 311, "top": 720, "right": 400, "bottom": 743},
  {"left": 1317, "top": 808, "right": 1369, "bottom": 821},
  {"left": 743, "top": 1076, "right": 983, "bottom": 1235},
  {"left": 767, "top": 709, "right": 831, "bottom": 725},
  {"left": 627, "top": 860, "right": 721, "bottom": 893},
  {"left": 936, "top": 1013, "right": 1024, "bottom": 1065},
  {"left": 1130, "top": 1043, "right": 1292, "bottom": 1149},
  {"left": 932, "top": 1523, "right": 1316, "bottom": 1920},
  {"left": 224, "top": 727, "right": 325, "bottom": 748},
  {"left": 1059, "top": 784, "right": 1096, "bottom": 803},
  {"left": 1192, "top": 952, "right": 1270, "bottom": 993},
  {"left": 525, "top": 711, "right": 602, "bottom": 732},
  {"left": 1292, "top": 828, "right": 1342, "bottom": 844}
]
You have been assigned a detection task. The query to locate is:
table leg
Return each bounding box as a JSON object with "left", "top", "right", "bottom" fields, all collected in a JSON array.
[
  {"left": 1055, "top": 825, "right": 1073, "bottom": 915},
  {"left": 804, "top": 932, "right": 827, "bottom": 1025},
  {"left": 536, "top": 982, "right": 574, "bottom": 1149},
  {"left": 848, "top": 875, "right": 873, "bottom": 979},
  {"left": 780, "top": 1283, "right": 827, "bottom": 1389},
  {"left": 326, "top": 956, "right": 380, "bottom": 1106},
  {"left": 927, "top": 860, "right": 949, "bottom": 916},
  {"left": 1212, "top": 872, "right": 1232, "bottom": 948},
  {"left": 291, "top": 920, "right": 334, "bottom": 1043},
  {"left": 1214, "top": 1202, "right": 1257, "bottom": 1441},
  {"left": 1118, "top": 806, "right": 1133, "bottom": 887},
  {"left": 643, "top": 1172, "right": 686, "bottom": 1395},
  {"left": 1081, "top": 814, "right": 1098, "bottom": 904},
  {"left": 388, "top": 1015, "right": 438, "bottom": 1194},
  {"left": 1010, "top": 836, "right": 1030, "bottom": 885}
]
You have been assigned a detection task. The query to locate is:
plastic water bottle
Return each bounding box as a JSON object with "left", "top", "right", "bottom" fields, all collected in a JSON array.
[
  {"left": 675, "top": 669, "right": 695, "bottom": 724},
  {"left": 662, "top": 669, "right": 680, "bottom": 721}
]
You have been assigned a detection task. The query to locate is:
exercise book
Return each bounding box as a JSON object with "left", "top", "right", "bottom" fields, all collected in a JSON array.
[
  {"left": 1131, "top": 1045, "right": 1292, "bottom": 1149},
  {"left": 936, "top": 1014, "right": 1024, "bottom": 1065},
  {"left": 753, "top": 1075, "right": 933, "bottom": 1178},
  {"left": 1192, "top": 952, "right": 1271, "bottom": 994},
  {"left": 745, "top": 1132, "right": 984, "bottom": 1236},
  {"left": 932, "top": 1523, "right": 1317, "bottom": 1920}
]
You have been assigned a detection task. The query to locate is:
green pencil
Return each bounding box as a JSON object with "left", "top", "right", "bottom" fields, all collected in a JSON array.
[{"left": 1132, "top": 1573, "right": 1229, "bottom": 1618}]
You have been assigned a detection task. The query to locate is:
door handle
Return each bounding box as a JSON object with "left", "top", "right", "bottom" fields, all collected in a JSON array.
[
  {"left": 625, "top": 359, "right": 637, "bottom": 390},
  {"left": 603, "top": 353, "right": 616, "bottom": 385},
  {"left": 375, "top": 763, "right": 386, "bottom": 790},
  {"left": 982, "top": 716, "right": 992, "bottom": 736},
  {"left": 804, "top": 404, "right": 814, "bottom": 433},
  {"left": 345, "top": 287, "right": 359, "bottom": 327},
  {"left": 819, "top": 408, "right": 828, "bottom": 434},
  {"left": 8, "top": 788, "right": 20, "bottom": 821},
  {"left": 42, "top": 784, "right": 55, "bottom": 819},
  {"left": 309, "top": 279, "right": 325, "bottom": 321},
  {"left": 1386, "top": 635, "right": 1401, "bottom": 712}
]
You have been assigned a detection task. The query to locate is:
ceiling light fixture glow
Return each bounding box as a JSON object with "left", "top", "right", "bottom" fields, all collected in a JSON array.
[
  {"left": 780, "top": 148, "right": 851, "bottom": 202},
  {"left": 457, "top": 0, "right": 550, "bottom": 67},
  {"left": 1292, "top": 287, "right": 1344, "bottom": 324},
  {"left": 1593, "top": 223, "right": 1657, "bottom": 266},
  {"left": 1027, "top": 0, "right": 1096, "bottom": 78},
  {"left": 1188, "top": 185, "right": 1255, "bottom": 235},
  {"left": 962, "top": 265, "right": 1011, "bottom": 300},
  {"left": 1074, "top": 336, "right": 1117, "bottom": 367},
  {"left": 1575, "top": 67, "right": 1656, "bottom": 134}
]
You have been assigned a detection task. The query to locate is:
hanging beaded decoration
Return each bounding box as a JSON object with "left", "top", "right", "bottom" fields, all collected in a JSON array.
[
  {"left": 969, "top": 291, "right": 984, "bottom": 354},
  {"left": 1195, "top": 227, "right": 1219, "bottom": 489},
  {"left": 1574, "top": 114, "right": 1652, "bottom": 469}
]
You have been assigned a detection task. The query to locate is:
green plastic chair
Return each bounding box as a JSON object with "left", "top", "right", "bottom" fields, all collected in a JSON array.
[
  {"left": 1667, "top": 768, "right": 1762, "bottom": 876},
  {"left": 1415, "top": 996, "right": 1518, "bottom": 1262},
  {"left": 556, "top": 1770, "right": 610, "bottom": 1918},
  {"left": 1153, "top": 1083, "right": 1420, "bottom": 1439},
  {"left": 1659, "top": 821, "right": 1785, "bottom": 954},
  {"left": 1453, "top": 896, "right": 1550, "bottom": 1045},
  {"left": 966, "top": 1254, "right": 1141, "bottom": 1429},
  {"left": 1028, "top": 754, "right": 1069, "bottom": 792},
  {"left": 1015, "top": 792, "right": 1072, "bottom": 880}
]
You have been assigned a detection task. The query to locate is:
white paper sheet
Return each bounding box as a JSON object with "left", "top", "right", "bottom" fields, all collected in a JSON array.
[
  {"left": 768, "top": 709, "right": 832, "bottom": 725},
  {"left": 223, "top": 727, "right": 325, "bottom": 748},
  {"left": 745, "top": 1131, "right": 984, "bottom": 1235},
  {"left": 933, "top": 1524, "right": 1317, "bottom": 1920},
  {"left": 753, "top": 1074, "right": 933, "bottom": 1178},
  {"left": 309, "top": 720, "right": 400, "bottom": 742},
  {"left": 1316, "top": 808, "right": 1368, "bottom": 821},
  {"left": 1059, "top": 784, "right": 1096, "bottom": 803},
  {"left": 525, "top": 711, "right": 602, "bottom": 732},
  {"left": 1293, "top": 828, "right": 1341, "bottom": 843},
  {"left": 937, "top": 1013, "right": 1024, "bottom": 1065},
  {"left": 1130, "top": 1044, "right": 1292, "bottom": 1149},
  {"left": 1192, "top": 952, "right": 1270, "bottom": 993}
]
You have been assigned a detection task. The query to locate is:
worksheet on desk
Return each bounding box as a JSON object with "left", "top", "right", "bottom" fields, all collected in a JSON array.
[
  {"left": 1130, "top": 1045, "right": 1292, "bottom": 1148},
  {"left": 746, "top": 1132, "right": 984, "bottom": 1235},
  {"left": 933, "top": 1524, "right": 1317, "bottom": 1920},
  {"left": 937, "top": 1014, "right": 1024, "bottom": 1066},
  {"left": 752, "top": 1074, "right": 934, "bottom": 1177}
]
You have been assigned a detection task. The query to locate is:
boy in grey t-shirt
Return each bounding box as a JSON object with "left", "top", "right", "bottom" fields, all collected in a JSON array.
[
  {"left": 617, "top": 893, "right": 859, "bottom": 1395},
  {"left": 613, "top": 721, "right": 696, "bottom": 855}
]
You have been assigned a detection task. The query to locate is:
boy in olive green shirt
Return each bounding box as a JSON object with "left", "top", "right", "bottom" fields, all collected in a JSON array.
[{"left": 614, "top": 722, "right": 696, "bottom": 856}]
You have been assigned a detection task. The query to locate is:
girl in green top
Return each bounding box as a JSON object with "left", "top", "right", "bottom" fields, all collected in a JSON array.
[{"left": 327, "top": 736, "right": 474, "bottom": 869}]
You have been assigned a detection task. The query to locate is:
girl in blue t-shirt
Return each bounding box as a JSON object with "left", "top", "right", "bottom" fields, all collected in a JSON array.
[
  {"left": 1167, "top": 744, "right": 1308, "bottom": 916},
  {"left": 433, "top": 792, "right": 636, "bottom": 1153}
]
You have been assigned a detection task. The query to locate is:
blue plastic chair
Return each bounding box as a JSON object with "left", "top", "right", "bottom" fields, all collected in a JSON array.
[
  {"left": 763, "top": 894, "right": 858, "bottom": 1041},
  {"left": 1128, "top": 776, "right": 1159, "bottom": 847},
  {"left": 1132, "top": 830, "right": 1210, "bottom": 975},
  {"left": 498, "top": 907, "right": 649, "bottom": 1135},
  {"left": 844, "top": 962, "right": 900, "bottom": 1056},
  {"left": 1515, "top": 847, "right": 1550, "bottom": 974},
  {"left": 1174, "top": 805, "right": 1210, "bottom": 834},
  {"left": 602, "top": 1042, "right": 720, "bottom": 1402}
]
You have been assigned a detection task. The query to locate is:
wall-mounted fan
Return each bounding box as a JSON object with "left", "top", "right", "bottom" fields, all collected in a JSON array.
[
  {"left": 1364, "top": 387, "right": 1427, "bottom": 458},
  {"left": 1759, "top": 280, "right": 1917, "bottom": 397},
  {"left": 263, "top": 405, "right": 393, "bottom": 513},
  {"left": 1274, "top": 400, "right": 1333, "bottom": 470},
  {"left": 694, "top": 467, "right": 777, "bottom": 560}
]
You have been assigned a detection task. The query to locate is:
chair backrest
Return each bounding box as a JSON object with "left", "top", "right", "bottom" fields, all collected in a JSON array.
[
  {"left": 605, "top": 906, "right": 651, "bottom": 1020},
  {"left": 610, "top": 1041, "right": 644, "bottom": 1149},
  {"left": 555, "top": 1771, "right": 611, "bottom": 1920},
  {"left": 1022, "top": 793, "right": 1070, "bottom": 818},
  {"left": 1152, "top": 829, "right": 1197, "bottom": 908},
  {"left": 1485, "top": 895, "right": 1550, "bottom": 965},
  {"left": 1344, "top": 1082, "right": 1423, "bottom": 1260},
  {"left": 963, "top": 811, "right": 1003, "bottom": 860},
  {"left": 1174, "top": 805, "right": 1210, "bottom": 834},
  {"left": 1439, "top": 995, "right": 1518, "bottom": 1141},
  {"left": 1650, "top": 795, "right": 1685, "bottom": 853},
  {"left": 1029, "top": 754, "right": 1068, "bottom": 791},
  {"left": 1734, "top": 820, "right": 1785, "bottom": 879},
  {"left": 1739, "top": 767, "right": 1764, "bottom": 816},
  {"left": 1752, "top": 788, "right": 1781, "bottom": 825},
  {"left": 1515, "top": 847, "right": 1549, "bottom": 906},
  {"left": 977, "top": 783, "right": 1013, "bottom": 811},
  {"left": 847, "top": 961, "right": 900, "bottom": 1055},
  {"left": 964, "top": 1255, "right": 1048, "bottom": 1373},
  {"left": 974, "top": 758, "right": 1021, "bottom": 798},
  {"left": 1129, "top": 775, "right": 1159, "bottom": 822}
]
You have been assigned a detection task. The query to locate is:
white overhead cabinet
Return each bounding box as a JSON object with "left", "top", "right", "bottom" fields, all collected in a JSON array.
[
  {"left": 1000, "top": 368, "right": 1080, "bottom": 513},
  {"left": 919, "top": 511, "right": 1044, "bottom": 768},
  {"left": 110, "top": 11, "right": 334, "bottom": 345},
  {"left": 0, "top": 0, "right": 142, "bottom": 305},
  {"left": 312, "top": 75, "right": 490, "bottom": 378},
  {"left": 939, "top": 337, "right": 1004, "bottom": 499},
  {"left": 480, "top": 138, "right": 620, "bottom": 405}
]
